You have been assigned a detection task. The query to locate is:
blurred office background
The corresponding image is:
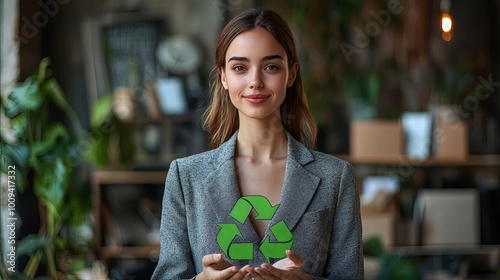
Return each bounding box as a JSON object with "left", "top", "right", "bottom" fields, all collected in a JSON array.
[{"left": 1, "top": 0, "right": 499, "bottom": 279}]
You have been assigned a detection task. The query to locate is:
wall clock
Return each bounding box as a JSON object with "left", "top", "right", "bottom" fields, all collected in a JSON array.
[{"left": 156, "top": 35, "right": 202, "bottom": 75}]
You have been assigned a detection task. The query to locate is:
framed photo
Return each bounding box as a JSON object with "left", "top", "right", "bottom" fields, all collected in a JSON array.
[
  {"left": 155, "top": 77, "right": 187, "bottom": 115},
  {"left": 81, "top": 12, "right": 167, "bottom": 119}
]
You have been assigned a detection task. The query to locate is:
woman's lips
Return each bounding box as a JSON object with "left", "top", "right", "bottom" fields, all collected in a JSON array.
[{"left": 244, "top": 94, "right": 269, "bottom": 104}]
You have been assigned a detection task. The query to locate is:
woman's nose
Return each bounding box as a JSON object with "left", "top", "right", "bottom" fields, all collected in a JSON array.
[{"left": 248, "top": 69, "right": 263, "bottom": 89}]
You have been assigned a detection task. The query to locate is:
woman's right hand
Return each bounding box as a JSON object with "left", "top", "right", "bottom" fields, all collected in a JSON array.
[{"left": 196, "top": 254, "right": 252, "bottom": 280}]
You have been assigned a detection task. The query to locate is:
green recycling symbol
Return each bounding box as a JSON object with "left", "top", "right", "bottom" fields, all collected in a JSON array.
[{"left": 216, "top": 195, "right": 294, "bottom": 262}]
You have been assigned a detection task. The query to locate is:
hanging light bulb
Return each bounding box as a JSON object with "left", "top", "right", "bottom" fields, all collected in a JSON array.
[
  {"left": 440, "top": 0, "right": 453, "bottom": 41},
  {"left": 441, "top": 13, "right": 452, "bottom": 33},
  {"left": 441, "top": 13, "right": 453, "bottom": 41}
]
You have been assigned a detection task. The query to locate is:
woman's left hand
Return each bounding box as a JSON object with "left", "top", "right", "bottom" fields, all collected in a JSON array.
[{"left": 245, "top": 250, "right": 312, "bottom": 280}]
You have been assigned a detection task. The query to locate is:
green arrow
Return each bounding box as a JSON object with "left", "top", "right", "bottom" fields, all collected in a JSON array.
[
  {"left": 230, "top": 196, "right": 280, "bottom": 224},
  {"left": 217, "top": 223, "right": 242, "bottom": 256},
  {"left": 228, "top": 242, "right": 253, "bottom": 260},
  {"left": 229, "top": 198, "right": 253, "bottom": 224},
  {"left": 259, "top": 236, "right": 293, "bottom": 263},
  {"left": 270, "top": 220, "right": 293, "bottom": 242},
  {"left": 259, "top": 220, "right": 294, "bottom": 263},
  {"left": 217, "top": 223, "right": 253, "bottom": 260}
]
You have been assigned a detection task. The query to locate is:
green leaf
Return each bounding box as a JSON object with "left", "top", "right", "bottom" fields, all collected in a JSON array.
[
  {"left": 3, "top": 58, "right": 53, "bottom": 123},
  {"left": 54, "top": 236, "right": 68, "bottom": 250},
  {"left": 378, "top": 254, "right": 420, "bottom": 280},
  {"left": 86, "top": 127, "right": 110, "bottom": 166},
  {"left": 65, "top": 180, "right": 92, "bottom": 226},
  {"left": 34, "top": 157, "right": 70, "bottom": 212},
  {"left": 10, "top": 114, "right": 29, "bottom": 140},
  {"left": 91, "top": 94, "right": 113, "bottom": 128},
  {"left": 0, "top": 142, "right": 29, "bottom": 171},
  {"left": 363, "top": 236, "right": 385, "bottom": 257},
  {"left": 17, "top": 235, "right": 52, "bottom": 256},
  {"left": 43, "top": 78, "right": 84, "bottom": 134},
  {"left": 39, "top": 139, "right": 72, "bottom": 166},
  {"left": 37, "top": 57, "right": 51, "bottom": 84},
  {"left": 4, "top": 102, "right": 23, "bottom": 119},
  {"left": 5, "top": 272, "right": 33, "bottom": 280},
  {"left": 31, "top": 124, "right": 68, "bottom": 157},
  {"left": 0, "top": 142, "right": 30, "bottom": 191},
  {"left": 64, "top": 136, "right": 86, "bottom": 167},
  {"left": 5, "top": 79, "right": 43, "bottom": 117}
]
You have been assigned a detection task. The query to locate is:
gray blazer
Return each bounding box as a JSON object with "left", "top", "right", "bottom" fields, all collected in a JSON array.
[{"left": 152, "top": 131, "right": 363, "bottom": 279}]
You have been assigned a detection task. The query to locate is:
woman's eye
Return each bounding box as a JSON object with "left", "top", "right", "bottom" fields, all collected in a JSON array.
[
  {"left": 265, "top": 65, "right": 280, "bottom": 71},
  {"left": 232, "top": 65, "right": 246, "bottom": 72}
]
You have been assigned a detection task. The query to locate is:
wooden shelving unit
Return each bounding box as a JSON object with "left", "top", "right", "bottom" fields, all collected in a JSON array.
[
  {"left": 389, "top": 244, "right": 500, "bottom": 257},
  {"left": 90, "top": 156, "right": 500, "bottom": 262},
  {"left": 346, "top": 152, "right": 500, "bottom": 272},
  {"left": 99, "top": 245, "right": 161, "bottom": 260},
  {"left": 336, "top": 154, "right": 500, "bottom": 167},
  {"left": 92, "top": 170, "right": 167, "bottom": 260}
]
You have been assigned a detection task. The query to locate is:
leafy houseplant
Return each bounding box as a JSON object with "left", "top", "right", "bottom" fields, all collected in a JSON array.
[
  {"left": 363, "top": 236, "right": 420, "bottom": 280},
  {"left": 87, "top": 92, "right": 134, "bottom": 168},
  {"left": 0, "top": 58, "right": 91, "bottom": 279}
]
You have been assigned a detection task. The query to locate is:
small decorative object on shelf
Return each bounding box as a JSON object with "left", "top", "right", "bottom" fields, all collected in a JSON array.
[{"left": 401, "top": 112, "right": 433, "bottom": 160}]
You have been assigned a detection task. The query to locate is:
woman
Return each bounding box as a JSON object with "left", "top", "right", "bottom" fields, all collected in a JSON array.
[{"left": 152, "top": 8, "right": 363, "bottom": 280}]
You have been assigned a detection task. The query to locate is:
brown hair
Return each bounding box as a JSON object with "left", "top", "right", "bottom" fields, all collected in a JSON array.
[{"left": 201, "top": 8, "right": 317, "bottom": 149}]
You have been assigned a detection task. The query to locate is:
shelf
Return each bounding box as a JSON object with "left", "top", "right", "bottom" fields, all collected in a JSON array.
[
  {"left": 336, "top": 154, "right": 500, "bottom": 167},
  {"left": 389, "top": 244, "right": 500, "bottom": 257},
  {"left": 99, "top": 245, "right": 160, "bottom": 259},
  {"left": 92, "top": 170, "right": 166, "bottom": 261},
  {"left": 92, "top": 170, "right": 167, "bottom": 185}
]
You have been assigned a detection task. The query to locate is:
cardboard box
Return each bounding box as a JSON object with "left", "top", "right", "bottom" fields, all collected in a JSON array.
[
  {"left": 414, "top": 189, "right": 479, "bottom": 246},
  {"left": 433, "top": 121, "right": 469, "bottom": 161},
  {"left": 362, "top": 208, "right": 395, "bottom": 247},
  {"left": 350, "top": 120, "right": 404, "bottom": 161}
]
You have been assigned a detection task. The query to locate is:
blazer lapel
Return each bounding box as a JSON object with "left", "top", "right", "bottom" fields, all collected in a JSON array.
[
  {"left": 269, "top": 132, "right": 321, "bottom": 234},
  {"left": 201, "top": 132, "right": 261, "bottom": 243},
  {"left": 202, "top": 133, "right": 240, "bottom": 223}
]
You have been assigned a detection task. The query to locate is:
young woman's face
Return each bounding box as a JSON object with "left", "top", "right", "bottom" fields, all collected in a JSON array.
[{"left": 220, "top": 27, "right": 297, "bottom": 123}]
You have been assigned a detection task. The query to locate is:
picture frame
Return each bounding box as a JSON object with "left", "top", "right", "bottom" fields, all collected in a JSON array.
[
  {"left": 154, "top": 77, "right": 187, "bottom": 115},
  {"left": 81, "top": 12, "right": 167, "bottom": 118}
]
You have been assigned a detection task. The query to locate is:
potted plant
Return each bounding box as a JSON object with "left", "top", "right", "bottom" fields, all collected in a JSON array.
[{"left": 1, "top": 58, "right": 92, "bottom": 279}]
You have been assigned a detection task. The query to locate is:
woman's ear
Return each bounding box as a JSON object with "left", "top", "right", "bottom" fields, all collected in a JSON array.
[
  {"left": 287, "top": 62, "right": 298, "bottom": 87},
  {"left": 219, "top": 67, "right": 228, "bottom": 90}
]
